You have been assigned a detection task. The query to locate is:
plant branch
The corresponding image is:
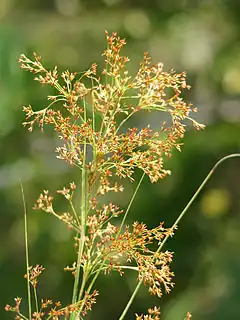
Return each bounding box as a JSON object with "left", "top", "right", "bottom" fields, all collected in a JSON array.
[
  {"left": 70, "top": 101, "right": 88, "bottom": 319},
  {"left": 20, "top": 180, "right": 32, "bottom": 320},
  {"left": 118, "top": 153, "right": 240, "bottom": 319},
  {"left": 117, "top": 172, "right": 145, "bottom": 238}
]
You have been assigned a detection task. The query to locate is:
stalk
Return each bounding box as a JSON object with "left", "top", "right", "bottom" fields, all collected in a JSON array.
[
  {"left": 118, "top": 153, "right": 240, "bottom": 319},
  {"left": 119, "top": 282, "right": 141, "bottom": 320},
  {"left": 33, "top": 287, "right": 39, "bottom": 314},
  {"left": 117, "top": 172, "right": 145, "bottom": 238},
  {"left": 20, "top": 180, "right": 32, "bottom": 320},
  {"left": 70, "top": 101, "right": 88, "bottom": 319}
]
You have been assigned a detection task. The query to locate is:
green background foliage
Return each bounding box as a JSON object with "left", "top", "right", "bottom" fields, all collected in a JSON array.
[{"left": 0, "top": 0, "right": 240, "bottom": 319}]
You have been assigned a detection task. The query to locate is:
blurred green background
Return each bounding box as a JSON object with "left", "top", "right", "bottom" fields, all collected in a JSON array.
[{"left": 0, "top": 0, "right": 240, "bottom": 319}]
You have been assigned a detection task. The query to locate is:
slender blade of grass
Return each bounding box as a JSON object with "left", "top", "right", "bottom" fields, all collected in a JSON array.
[{"left": 20, "top": 179, "right": 32, "bottom": 319}]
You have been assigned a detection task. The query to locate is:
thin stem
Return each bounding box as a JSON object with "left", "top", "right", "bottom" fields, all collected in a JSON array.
[
  {"left": 85, "top": 259, "right": 106, "bottom": 295},
  {"left": 77, "top": 258, "right": 107, "bottom": 316},
  {"left": 157, "top": 153, "right": 240, "bottom": 253},
  {"left": 47, "top": 209, "right": 79, "bottom": 233},
  {"left": 118, "top": 281, "right": 141, "bottom": 320},
  {"left": 69, "top": 199, "right": 81, "bottom": 228},
  {"left": 120, "top": 95, "right": 140, "bottom": 99},
  {"left": 20, "top": 180, "right": 32, "bottom": 319},
  {"left": 98, "top": 265, "right": 138, "bottom": 273},
  {"left": 33, "top": 287, "right": 39, "bottom": 314},
  {"left": 115, "top": 109, "right": 135, "bottom": 134},
  {"left": 105, "top": 38, "right": 109, "bottom": 85},
  {"left": 70, "top": 101, "right": 88, "bottom": 320},
  {"left": 17, "top": 313, "right": 28, "bottom": 320},
  {"left": 118, "top": 153, "right": 240, "bottom": 319},
  {"left": 117, "top": 172, "right": 145, "bottom": 238},
  {"left": 91, "top": 85, "right": 97, "bottom": 163},
  {"left": 78, "top": 267, "right": 88, "bottom": 301}
]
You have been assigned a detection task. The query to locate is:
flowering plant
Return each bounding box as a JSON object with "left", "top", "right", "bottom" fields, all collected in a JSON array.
[{"left": 6, "top": 31, "right": 205, "bottom": 320}]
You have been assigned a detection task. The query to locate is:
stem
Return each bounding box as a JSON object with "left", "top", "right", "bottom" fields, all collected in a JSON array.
[
  {"left": 117, "top": 172, "right": 145, "bottom": 238},
  {"left": 118, "top": 153, "right": 240, "bottom": 319},
  {"left": 85, "top": 259, "right": 106, "bottom": 295},
  {"left": 78, "top": 267, "right": 88, "bottom": 301},
  {"left": 91, "top": 86, "right": 98, "bottom": 181},
  {"left": 157, "top": 153, "right": 240, "bottom": 253},
  {"left": 69, "top": 199, "right": 81, "bottom": 228},
  {"left": 33, "top": 287, "right": 39, "bottom": 314},
  {"left": 98, "top": 265, "right": 138, "bottom": 273},
  {"left": 20, "top": 180, "right": 32, "bottom": 319},
  {"left": 119, "top": 281, "right": 141, "bottom": 320},
  {"left": 47, "top": 209, "right": 79, "bottom": 232},
  {"left": 115, "top": 109, "right": 135, "bottom": 134},
  {"left": 77, "top": 258, "right": 107, "bottom": 316},
  {"left": 70, "top": 101, "right": 88, "bottom": 320},
  {"left": 17, "top": 313, "right": 28, "bottom": 320}
]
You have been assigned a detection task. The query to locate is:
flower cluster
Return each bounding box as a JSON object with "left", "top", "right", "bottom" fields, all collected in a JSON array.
[
  {"left": 5, "top": 283, "right": 98, "bottom": 320},
  {"left": 6, "top": 31, "right": 204, "bottom": 319},
  {"left": 135, "top": 308, "right": 192, "bottom": 320},
  {"left": 18, "top": 31, "right": 204, "bottom": 187},
  {"left": 136, "top": 306, "right": 161, "bottom": 320}
]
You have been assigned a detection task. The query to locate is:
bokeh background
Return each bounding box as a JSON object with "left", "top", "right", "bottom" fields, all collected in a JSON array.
[{"left": 1, "top": 0, "right": 240, "bottom": 319}]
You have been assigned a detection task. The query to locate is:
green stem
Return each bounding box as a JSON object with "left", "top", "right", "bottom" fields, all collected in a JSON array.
[
  {"left": 115, "top": 109, "right": 135, "bottom": 134},
  {"left": 157, "top": 153, "right": 240, "bottom": 253},
  {"left": 78, "top": 267, "right": 88, "bottom": 301},
  {"left": 17, "top": 313, "right": 28, "bottom": 320},
  {"left": 69, "top": 199, "right": 81, "bottom": 228},
  {"left": 70, "top": 103, "right": 88, "bottom": 320},
  {"left": 118, "top": 281, "right": 141, "bottom": 320},
  {"left": 20, "top": 180, "right": 32, "bottom": 319},
  {"left": 77, "top": 258, "right": 107, "bottom": 316},
  {"left": 118, "top": 153, "right": 240, "bottom": 319},
  {"left": 33, "top": 287, "right": 39, "bottom": 314},
  {"left": 85, "top": 259, "right": 106, "bottom": 295},
  {"left": 98, "top": 265, "right": 138, "bottom": 273},
  {"left": 117, "top": 172, "right": 145, "bottom": 238}
]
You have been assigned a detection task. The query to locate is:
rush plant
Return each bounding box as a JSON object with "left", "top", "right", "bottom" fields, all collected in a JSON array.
[{"left": 6, "top": 31, "right": 207, "bottom": 320}]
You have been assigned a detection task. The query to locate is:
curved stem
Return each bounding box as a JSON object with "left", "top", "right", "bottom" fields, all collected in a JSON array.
[
  {"left": 157, "top": 153, "right": 240, "bottom": 253},
  {"left": 118, "top": 153, "right": 240, "bottom": 319},
  {"left": 17, "top": 313, "right": 28, "bottom": 320}
]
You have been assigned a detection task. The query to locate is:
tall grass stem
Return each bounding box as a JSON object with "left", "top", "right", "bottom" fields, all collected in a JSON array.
[
  {"left": 20, "top": 180, "right": 32, "bottom": 319},
  {"left": 119, "top": 153, "right": 240, "bottom": 319}
]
